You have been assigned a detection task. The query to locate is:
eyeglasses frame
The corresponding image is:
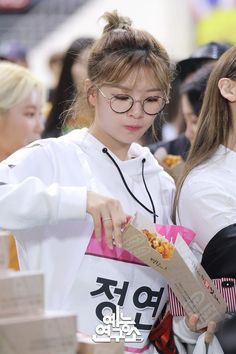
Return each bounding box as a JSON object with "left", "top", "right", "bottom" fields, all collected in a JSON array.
[{"left": 96, "top": 86, "right": 168, "bottom": 116}]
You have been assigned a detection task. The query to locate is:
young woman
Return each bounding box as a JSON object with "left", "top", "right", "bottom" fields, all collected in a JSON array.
[
  {"left": 180, "top": 62, "right": 215, "bottom": 146},
  {"left": 152, "top": 63, "right": 214, "bottom": 182},
  {"left": 43, "top": 37, "right": 94, "bottom": 138},
  {"left": 175, "top": 46, "right": 236, "bottom": 353},
  {"left": 0, "top": 61, "right": 45, "bottom": 270},
  {"left": 0, "top": 61, "right": 44, "bottom": 161},
  {"left": 0, "top": 11, "right": 212, "bottom": 353},
  {"left": 151, "top": 42, "right": 231, "bottom": 162}
]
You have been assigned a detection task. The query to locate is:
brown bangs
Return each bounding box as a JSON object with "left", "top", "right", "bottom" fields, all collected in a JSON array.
[{"left": 89, "top": 50, "right": 170, "bottom": 98}]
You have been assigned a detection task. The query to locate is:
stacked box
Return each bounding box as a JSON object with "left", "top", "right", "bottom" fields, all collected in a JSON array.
[
  {"left": 0, "top": 231, "right": 77, "bottom": 354},
  {"left": 0, "top": 270, "right": 44, "bottom": 318},
  {"left": 0, "top": 313, "right": 77, "bottom": 354}
]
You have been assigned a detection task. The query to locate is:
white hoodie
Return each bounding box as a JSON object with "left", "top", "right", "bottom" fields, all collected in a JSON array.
[{"left": 0, "top": 128, "right": 175, "bottom": 353}]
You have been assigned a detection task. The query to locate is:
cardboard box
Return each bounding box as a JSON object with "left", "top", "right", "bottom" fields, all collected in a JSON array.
[
  {"left": 77, "top": 333, "right": 124, "bottom": 354},
  {"left": 0, "top": 270, "right": 44, "bottom": 318},
  {"left": 154, "top": 149, "right": 185, "bottom": 181},
  {"left": 163, "top": 161, "right": 185, "bottom": 181},
  {"left": 122, "top": 213, "right": 227, "bottom": 330},
  {"left": 0, "top": 230, "right": 9, "bottom": 270},
  {"left": 0, "top": 312, "right": 77, "bottom": 354}
]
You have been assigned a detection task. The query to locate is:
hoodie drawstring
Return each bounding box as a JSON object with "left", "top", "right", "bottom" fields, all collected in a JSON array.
[
  {"left": 102, "top": 147, "right": 158, "bottom": 223},
  {"left": 141, "top": 158, "right": 157, "bottom": 223}
]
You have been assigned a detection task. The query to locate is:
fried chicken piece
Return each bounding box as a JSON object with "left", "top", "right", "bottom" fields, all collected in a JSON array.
[
  {"left": 163, "top": 154, "right": 182, "bottom": 168},
  {"left": 142, "top": 229, "right": 174, "bottom": 259}
]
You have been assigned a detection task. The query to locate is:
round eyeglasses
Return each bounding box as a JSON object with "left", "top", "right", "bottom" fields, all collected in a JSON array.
[{"left": 97, "top": 87, "right": 168, "bottom": 116}]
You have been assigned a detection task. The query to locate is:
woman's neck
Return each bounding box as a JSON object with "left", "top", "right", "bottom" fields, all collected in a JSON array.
[
  {"left": 0, "top": 149, "right": 9, "bottom": 162},
  {"left": 0, "top": 139, "right": 12, "bottom": 161}
]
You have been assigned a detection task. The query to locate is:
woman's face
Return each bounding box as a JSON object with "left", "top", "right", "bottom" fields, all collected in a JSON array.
[
  {"left": 0, "top": 88, "right": 44, "bottom": 158},
  {"left": 181, "top": 93, "right": 199, "bottom": 144},
  {"left": 88, "top": 66, "right": 165, "bottom": 159}
]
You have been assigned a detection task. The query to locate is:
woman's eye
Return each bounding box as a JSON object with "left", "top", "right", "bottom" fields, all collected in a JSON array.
[
  {"left": 114, "top": 95, "right": 130, "bottom": 101},
  {"left": 146, "top": 96, "right": 159, "bottom": 102},
  {"left": 25, "top": 111, "right": 36, "bottom": 118}
]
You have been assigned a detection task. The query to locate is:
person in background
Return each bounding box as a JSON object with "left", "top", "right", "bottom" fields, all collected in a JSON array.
[
  {"left": 47, "top": 51, "right": 65, "bottom": 103},
  {"left": 175, "top": 45, "right": 236, "bottom": 354},
  {"left": 43, "top": 37, "right": 94, "bottom": 138},
  {"left": 179, "top": 62, "right": 215, "bottom": 146},
  {"left": 150, "top": 41, "right": 232, "bottom": 161},
  {"left": 0, "top": 40, "right": 28, "bottom": 67},
  {"left": 0, "top": 61, "right": 45, "bottom": 270},
  {"left": 0, "top": 11, "right": 214, "bottom": 353},
  {"left": 0, "top": 62, "right": 45, "bottom": 161},
  {"left": 151, "top": 63, "right": 215, "bottom": 184}
]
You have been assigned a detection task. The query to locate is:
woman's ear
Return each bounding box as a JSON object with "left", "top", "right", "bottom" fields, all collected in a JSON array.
[
  {"left": 218, "top": 78, "right": 236, "bottom": 102},
  {"left": 84, "top": 78, "right": 97, "bottom": 106}
]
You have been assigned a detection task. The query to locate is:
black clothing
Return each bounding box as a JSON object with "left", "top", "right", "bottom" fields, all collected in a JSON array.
[
  {"left": 201, "top": 224, "right": 236, "bottom": 279},
  {"left": 149, "top": 135, "right": 190, "bottom": 160},
  {"left": 201, "top": 224, "right": 236, "bottom": 354}
]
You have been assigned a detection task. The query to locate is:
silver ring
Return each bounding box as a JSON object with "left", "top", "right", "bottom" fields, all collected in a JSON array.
[{"left": 102, "top": 217, "right": 112, "bottom": 222}]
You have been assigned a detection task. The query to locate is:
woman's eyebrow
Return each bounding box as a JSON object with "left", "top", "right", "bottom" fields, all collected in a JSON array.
[
  {"left": 146, "top": 88, "right": 162, "bottom": 93},
  {"left": 24, "top": 105, "right": 37, "bottom": 109},
  {"left": 105, "top": 83, "right": 162, "bottom": 92}
]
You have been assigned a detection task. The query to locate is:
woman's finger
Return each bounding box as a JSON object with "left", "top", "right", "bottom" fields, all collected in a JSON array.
[
  {"left": 93, "top": 211, "right": 102, "bottom": 241},
  {"left": 186, "top": 314, "right": 199, "bottom": 332},
  {"left": 111, "top": 219, "right": 122, "bottom": 248},
  {"left": 100, "top": 202, "right": 114, "bottom": 249},
  {"left": 86, "top": 191, "right": 129, "bottom": 248},
  {"left": 102, "top": 217, "right": 113, "bottom": 249},
  {"left": 205, "top": 321, "right": 216, "bottom": 344},
  {"left": 110, "top": 205, "right": 127, "bottom": 248}
]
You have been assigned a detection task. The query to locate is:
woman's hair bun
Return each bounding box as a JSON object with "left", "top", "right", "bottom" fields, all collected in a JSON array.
[{"left": 101, "top": 10, "right": 132, "bottom": 34}]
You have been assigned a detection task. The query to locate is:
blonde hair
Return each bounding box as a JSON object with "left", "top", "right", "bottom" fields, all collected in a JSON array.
[
  {"left": 72, "top": 10, "right": 173, "bottom": 122},
  {"left": 174, "top": 45, "right": 236, "bottom": 222},
  {"left": 0, "top": 61, "right": 44, "bottom": 114}
]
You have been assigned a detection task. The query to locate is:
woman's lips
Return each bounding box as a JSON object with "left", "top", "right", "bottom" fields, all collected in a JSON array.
[{"left": 124, "top": 125, "right": 142, "bottom": 132}]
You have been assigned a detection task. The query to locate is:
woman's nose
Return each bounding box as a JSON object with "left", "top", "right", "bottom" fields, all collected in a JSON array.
[
  {"left": 35, "top": 115, "right": 45, "bottom": 135},
  {"left": 127, "top": 100, "right": 144, "bottom": 119}
]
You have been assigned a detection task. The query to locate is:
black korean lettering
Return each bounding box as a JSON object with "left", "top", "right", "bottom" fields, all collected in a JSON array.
[
  {"left": 90, "top": 277, "right": 118, "bottom": 300},
  {"left": 91, "top": 277, "right": 130, "bottom": 322},
  {"left": 133, "top": 286, "right": 164, "bottom": 330},
  {"left": 134, "top": 313, "right": 151, "bottom": 330},
  {"left": 133, "top": 286, "right": 164, "bottom": 317},
  {"left": 114, "top": 281, "right": 129, "bottom": 306},
  {"left": 90, "top": 277, "right": 129, "bottom": 305}
]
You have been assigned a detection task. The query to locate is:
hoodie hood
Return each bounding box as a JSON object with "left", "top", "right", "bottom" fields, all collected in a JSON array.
[
  {"left": 62, "top": 128, "right": 174, "bottom": 224},
  {"left": 63, "top": 128, "right": 164, "bottom": 177}
]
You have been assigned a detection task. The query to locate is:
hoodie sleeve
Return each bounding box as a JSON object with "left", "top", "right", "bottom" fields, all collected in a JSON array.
[{"left": 0, "top": 144, "right": 87, "bottom": 230}]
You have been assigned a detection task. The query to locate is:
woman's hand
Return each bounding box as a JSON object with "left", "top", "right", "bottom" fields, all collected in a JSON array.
[
  {"left": 86, "top": 191, "right": 130, "bottom": 249},
  {"left": 186, "top": 314, "right": 216, "bottom": 344}
]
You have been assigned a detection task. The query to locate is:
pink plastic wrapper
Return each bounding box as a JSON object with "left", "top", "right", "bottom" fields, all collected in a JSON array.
[
  {"left": 155, "top": 224, "right": 195, "bottom": 246},
  {"left": 88, "top": 223, "right": 195, "bottom": 266}
]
